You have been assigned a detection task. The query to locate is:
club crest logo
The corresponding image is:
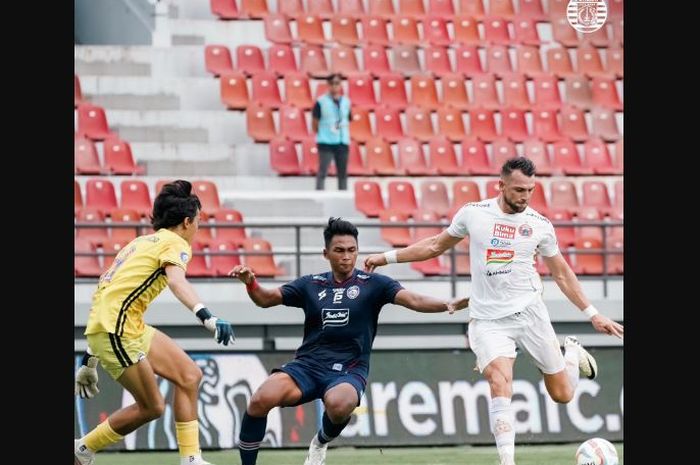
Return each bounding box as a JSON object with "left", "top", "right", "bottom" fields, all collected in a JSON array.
[
  {"left": 567, "top": 0, "right": 608, "bottom": 33},
  {"left": 346, "top": 285, "right": 360, "bottom": 299}
]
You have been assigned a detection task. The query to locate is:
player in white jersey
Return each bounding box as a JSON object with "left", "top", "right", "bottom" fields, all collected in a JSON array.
[{"left": 364, "top": 157, "right": 623, "bottom": 465}]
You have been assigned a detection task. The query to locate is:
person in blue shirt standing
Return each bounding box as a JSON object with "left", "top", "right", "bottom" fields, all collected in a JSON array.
[
  {"left": 312, "top": 74, "right": 351, "bottom": 191},
  {"left": 230, "top": 218, "right": 468, "bottom": 465}
]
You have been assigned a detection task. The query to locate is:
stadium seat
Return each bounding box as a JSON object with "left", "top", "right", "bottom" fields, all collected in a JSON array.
[
  {"left": 491, "top": 138, "right": 518, "bottom": 168},
  {"left": 397, "top": 137, "right": 436, "bottom": 175},
  {"left": 362, "top": 17, "right": 390, "bottom": 46},
  {"left": 103, "top": 137, "right": 144, "bottom": 175},
  {"left": 246, "top": 105, "right": 277, "bottom": 142},
  {"left": 110, "top": 208, "right": 140, "bottom": 243},
  {"left": 483, "top": 16, "right": 511, "bottom": 45},
  {"left": 279, "top": 105, "right": 310, "bottom": 141},
  {"left": 75, "top": 237, "right": 104, "bottom": 277},
  {"left": 379, "top": 210, "right": 413, "bottom": 246},
  {"left": 365, "top": 137, "right": 399, "bottom": 175},
  {"left": 485, "top": 45, "right": 513, "bottom": 75},
  {"left": 77, "top": 103, "right": 113, "bottom": 140},
  {"left": 572, "top": 237, "right": 604, "bottom": 275},
  {"left": 236, "top": 45, "right": 266, "bottom": 75},
  {"left": 532, "top": 109, "right": 564, "bottom": 142},
  {"left": 428, "top": 136, "right": 463, "bottom": 175},
  {"left": 405, "top": 106, "right": 436, "bottom": 142},
  {"left": 583, "top": 24, "right": 609, "bottom": 48},
  {"left": 518, "top": 0, "right": 546, "bottom": 21},
  {"left": 515, "top": 45, "right": 544, "bottom": 76},
  {"left": 76, "top": 208, "right": 109, "bottom": 244},
  {"left": 213, "top": 209, "right": 247, "bottom": 244},
  {"left": 75, "top": 137, "right": 103, "bottom": 175},
  {"left": 591, "top": 77, "right": 623, "bottom": 110},
  {"left": 347, "top": 141, "right": 371, "bottom": 175},
  {"left": 192, "top": 181, "right": 221, "bottom": 215},
  {"left": 251, "top": 71, "right": 282, "bottom": 108},
  {"left": 392, "top": 45, "right": 423, "bottom": 75},
  {"left": 549, "top": 179, "right": 579, "bottom": 213},
  {"left": 347, "top": 73, "right": 377, "bottom": 109},
  {"left": 354, "top": 181, "right": 385, "bottom": 217},
  {"left": 299, "top": 138, "right": 326, "bottom": 173},
  {"left": 607, "top": 47, "right": 623, "bottom": 78},
  {"left": 454, "top": 45, "right": 484, "bottom": 76},
  {"left": 528, "top": 180, "right": 549, "bottom": 214},
  {"left": 240, "top": 0, "right": 269, "bottom": 18},
  {"left": 298, "top": 14, "right": 326, "bottom": 45},
  {"left": 471, "top": 73, "right": 500, "bottom": 110},
  {"left": 591, "top": 106, "right": 621, "bottom": 141},
  {"left": 374, "top": 106, "right": 405, "bottom": 142},
  {"left": 440, "top": 74, "right": 471, "bottom": 110},
  {"left": 410, "top": 75, "right": 440, "bottom": 109},
  {"left": 488, "top": 0, "right": 514, "bottom": 18},
  {"left": 437, "top": 106, "right": 467, "bottom": 141},
  {"left": 277, "top": 0, "right": 303, "bottom": 17},
  {"left": 187, "top": 242, "right": 215, "bottom": 277},
  {"left": 549, "top": 209, "right": 576, "bottom": 247},
  {"left": 606, "top": 236, "right": 623, "bottom": 275},
  {"left": 74, "top": 75, "right": 83, "bottom": 107},
  {"left": 458, "top": 0, "right": 485, "bottom": 19},
  {"left": 299, "top": 45, "right": 329, "bottom": 77},
  {"left": 332, "top": 16, "right": 360, "bottom": 46},
  {"left": 120, "top": 180, "right": 152, "bottom": 218},
  {"left": 485, "top": 179, "right": 500, "bottom": 198},
  {"left": 577, "top": 45, "right": 605, "bottom": 77},
  {"left": 283, "top": 73, "right": 313, "bottom": 109},
  {"left": 559, "top": 105, "right": 590, "bottom": 142},
  {"left": 532, "top": 74, "right": 562, "bottom": 110},
  {"left": 470, "top": 108, "right": 498, "bottom": 142},
  {"left": 574, "top": 208, "right": 604, "bottom": 245},
  {"left": 512, "top": 17, "right": 542, "bottom": 45},
  {"left": 546, "top": 48, "right": 575, "bottom": 78},
  {"left": 209, "top": 238, "right": 243, "bottom": 277},
  {"left": 583, "top": 138, "right": 621, "bottom": 175},
  {"left": 564, "top": 75, "right": 593, "bottom": 110},
  {"left": 548, "top": 0, "right": 568, "bottom": 16},
  {"left": 269, "top": 138, "right": 302, "bottom": 175},
  {"left": 220, "top": 72, "right": 249, "bottom": 110},
  {"left": 392, "top": 16, "right": 421, "bottom": 45},
  {"left": 424, "top": 45, "right": 453, "bottom": 77},
  {"left": 154, "top": 179, "right": 174, "bottom": 196},
  {"left": 197, "top": 213, "right": 215, "bottom": 246},
  {"left": 424, "top": 16, "right": 452, "bottom": 46},
  {"left": 308, "top": 0, "right": 335, "bottom": 17},
  {"left": 241, "top": 238, "right": 285, "bottom": 277},
  {"left": 452, "top": 180, "right": 481, "bottom": 207},
  {"left": 606, "top": 207, "right": 623, "bottom": 241},
  {"left": 268, "top": 44, "right": 298, "bottom": 75},
  {"left": 551, "top": 16, "right": 579, "bottom": 47},
  {"left": 461, "top": 137, "right": 497, "bottom": 174},
  {"left": 387, "top": 181, "right": 419, "bottom": 216},
  {"left": 369, "top": 0, "right": 395, "bottom": 17},
  {"left": 522, "top": 138, "right": 553, "bottom": 175},
  {"left": 205, "top": 45, "right": 234, "bottom": 76},
  {"left": 501, "top": 108, "right": 530, "bottom": 142},
  {"left": 551, "top": 140, "right": 591, "bottom": 174},
  {"left": 453, "top": 15, "right": 482, "bottom": 45},
  {"left": 349, "top": 107, "right": 374, "bottom": 142},
  {"left": 412, "top": 209, "right": 444, "bottom": 240},
  {"left": 330, "top": 45, "right": 360, "bottom": 74},
  {"left": 75, "top": 180, "right": 84, "bottom": 216},
  {"left": 398, "top": 0, "right": 425, "bottom": 17},
  {"left": 362, "top": 44, "right": 391, "bottom": 77},
  {"left": 338, "top": 0, "right": 365, "bottom": 16},
  {"left": 85, "top": 179, "right": 118, "bottom": 215},
  {"left": 211, "top": 0, "right": 240, "bottom": 18},
  {"left": 420, "top": 180, "right": 451, "bottom": 218}
]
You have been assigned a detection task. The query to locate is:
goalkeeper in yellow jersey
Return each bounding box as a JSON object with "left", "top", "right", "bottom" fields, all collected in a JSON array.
[{"left": 74, "top": 180, "right": 234, "bottom": 465}]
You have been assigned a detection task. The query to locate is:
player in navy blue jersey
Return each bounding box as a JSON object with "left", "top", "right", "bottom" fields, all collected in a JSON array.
[{"left": 230, "top": 217, "right": 468, "bottom": 465}]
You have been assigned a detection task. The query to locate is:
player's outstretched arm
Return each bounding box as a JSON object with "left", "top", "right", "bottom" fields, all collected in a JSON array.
[
  {"left": 364, "top": 231, "right": 462, "bottom": 272},
  {"left": 543, "top": 253, "right": 624, "bottom": 339},
  {"left": 229, "top": 264, "right": 284, "bottom": 308},
  {"left": 394, "top": 289, "right": 469, "bottom": 314}
]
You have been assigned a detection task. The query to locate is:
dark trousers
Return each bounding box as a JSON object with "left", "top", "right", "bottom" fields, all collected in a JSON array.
[{"left": 316, "top": 143, "right": 349, "bottom": 190}]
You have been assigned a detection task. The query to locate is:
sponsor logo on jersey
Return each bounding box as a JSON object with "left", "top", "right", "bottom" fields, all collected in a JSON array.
[
  {"left": 357, "top": 274, "right": 370, "bottom": 280},
  {"left": 526, "top": 211, "right": 550, "bottom": 224},
  {"left": 518, "top": 224, "right": 533, "bottom": 237},
  {"left": 346, "top": 285, "right": 360, "bottom": 299},
  {"left": 318, "top": 289, "right": 327, "bottom": 300},
  {"left": 332, "top": 288, "right": 345, "bottom": 304},
  {"left": 180, "top": 251, "right": 189, "bottom": 263},
  {"left": 490, "top": 238, "right": 512, "bottom": 247},
  {"left": 322, "top": 308, "right": 350, "bottom": 328},
  {"left": 493, "top": 223, "right": 516, "bottom": 239},
  {"left": 466, "top": 201, "right": 490, "bottom": 208},
  {"left": 486, "top": 249, "right": 515, "bottom": 264}
]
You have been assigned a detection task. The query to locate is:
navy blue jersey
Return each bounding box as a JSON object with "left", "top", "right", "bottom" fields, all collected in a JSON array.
[{"left": 280, "top": 268, "right": 403, "bottom": 375}]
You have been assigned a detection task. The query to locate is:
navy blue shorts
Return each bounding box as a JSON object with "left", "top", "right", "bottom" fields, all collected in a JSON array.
[{"left": 272, "top": 358, "right": 367, "bottom": 407}]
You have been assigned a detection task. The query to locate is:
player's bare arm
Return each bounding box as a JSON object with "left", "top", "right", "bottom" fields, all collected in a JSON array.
[
  {"left": 394, "top": 289, "right": 469, "bottom": 314},
  {"left": 364, "top": 230, "right": 463, "bottom": 272},
  {"left": 543, "top": 253, "right": 624, "bottom": 339},
  {"left": 165, "top": 264, "right": 203, "bottom": 309},
  {"left": 230, "top": 264, "right": 284, "bottom": 308}
]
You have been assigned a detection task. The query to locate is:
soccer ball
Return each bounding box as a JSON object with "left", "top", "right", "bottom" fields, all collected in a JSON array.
[{"left": 575, "top": 438, "right": 619, "bottom": 465}]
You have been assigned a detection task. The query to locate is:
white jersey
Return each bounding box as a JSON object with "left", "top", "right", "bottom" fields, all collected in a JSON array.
[{"left": 446, "top": 198, "right": 560, "bottom": 320}]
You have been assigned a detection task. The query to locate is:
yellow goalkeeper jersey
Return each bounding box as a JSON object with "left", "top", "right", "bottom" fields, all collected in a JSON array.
[{"left": 85, "top": 228, "right": 191, "bottom": 338}]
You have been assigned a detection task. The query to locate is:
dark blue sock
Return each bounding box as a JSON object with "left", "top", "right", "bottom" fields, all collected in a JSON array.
[
  {"left": 239, "top": 411, "right": 267, "bottom": 465},
  {"left": 316, "top": 411, "right": 351, "bottom": 444}
]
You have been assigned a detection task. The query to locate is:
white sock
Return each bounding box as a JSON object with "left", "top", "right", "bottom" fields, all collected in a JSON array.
[
  {"left": 490, "top": 396, "right": 515, "bottom": 462},
  {"left": 311, "top": 435, "right": 324, "bottom": 448},
  {"left": 564, "top": 344, "right": 581, "bottom": 390}
]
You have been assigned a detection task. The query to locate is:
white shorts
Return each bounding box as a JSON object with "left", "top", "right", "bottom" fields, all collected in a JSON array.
[{"left": 467, "top": 297, "right": 565, "bottom": 374}]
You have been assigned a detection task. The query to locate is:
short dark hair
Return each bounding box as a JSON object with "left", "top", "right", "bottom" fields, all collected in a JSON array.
[
  {"left": 151, "top": 180, "right": 202, "bottom": 230},
  {"left": 327, "top": 73, "right": 343, "bottom": 83},
  {"left": 501, "top": 157, "right": 536, "bottom": 178},
  {"left": 323, "top": 217, "right": 358, "bottom": 248}
]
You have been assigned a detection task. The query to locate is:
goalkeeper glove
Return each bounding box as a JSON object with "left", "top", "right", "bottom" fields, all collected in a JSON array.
[
  {"left": 195, "top": 307, "right": 236, "bottom": 346},
  {"left": 75, "top": 352, "right": 100, "bottom": 399}
]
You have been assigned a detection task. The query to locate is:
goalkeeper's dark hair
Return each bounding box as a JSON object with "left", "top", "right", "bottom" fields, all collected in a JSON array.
[
  {"left": 151, "top": 180, "right": 202, "bottom": 230},
  {"left": 500, "top": 157, "right": 536, "bottom": 178},
  {"left": 323, "top": 217, "right": 358, "bottom": 248}
]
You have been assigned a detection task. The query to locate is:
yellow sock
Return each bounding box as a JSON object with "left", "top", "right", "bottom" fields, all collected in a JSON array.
[
  {"left": 175, "top": 420, "right": 201, "bottom": 457},
  {"left": 83, "top": 419, "right": 124, "bottom": 452}
]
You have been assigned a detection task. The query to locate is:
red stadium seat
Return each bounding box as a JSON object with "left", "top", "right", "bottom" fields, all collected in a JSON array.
[
  {"left": 551, "top": 16, "right": 579, "bottom": 47},
  {"left": 398, "top": 0, "right": 425, "bottom": 17},
  {"left": 606, "top": 236, "right": 624, "bottom": 275},
  {"left": 423, "top": 16, "right": 452, "bottom": 46},
  {"left": 485, "top": 45, "right": 513, "bottom": 75},
  {"left": 308, "top": 0, "right": 335, "bottom": 17},
  {"left": 75, "top": 237, "right": 104, "bottom": 277},
  {"left": 349, "top": 107, "right": 374, "bottom": 142},
  {"left": 410, "top": 74, "right": 439, "bottom": 110},
  {"left": 483, "top": 16, "right": 511, "bottom": 45},
  {"left": 348, "top": 73, "right": 377, "bottom": 109},
  {"left": 284, "top": 73, "right": 313, "bottom": 109},
  {"left": 590, "top": 107, "right": 621, "bottom": 142},
  {"left": 559, "top": 105, "right": 590, "bottom": 142},
  {"left": 347, "top": 141, "right": 371, "bottom": 175},
  {"left": 485, "top": 179, "right": 500, "bottom": 198},
  {"left": 241, "top": 238, "right": 285, "bottom": 277},
  {"left": 214, "top": 209, "right": 247, "bottom": 244},
  {"left": 269, "top": 137, "right": 302, "bottom": 175},
  {"left": 240, "top": 0, "right": 269, "bottom": 18},
  {"left": 374, "top": 106, "right": 405, "bottom": 142},
  {"left": 75, "top": 137, "right": 103, "bottom": 175},
  {"left": 330, "top": 45, "right": 360, "bottom": 75},
  {"left": 392, "top": 16, "right": 421, "bottom": 45},
  {"left": 551, "top": 140, "right": 591, "bottom": 175},
  {"left": 576, "top": 45, "right": 605, "bottom": 77},
  {"left": 453, "top": 15, "right": 482, "bottom": 45},
  {"left": 454, "top": 45, "right": 484, "bottom": 76},
  {"left": 546, "top": 48, "right": 575, "bottom": 78},
  {"left": 419, "top": 180, "right": 451, "bottom": 218},
  {"left": 429, "top": 0, "right": 455, "bottom": 18},
  {"left": 522, "top": 138, "right": 553, "bottom": 175},
  {"left": 362, "top": 17, "right": 390, "bottom": 46},
  {"left": 440, "top": 74, "right": 471, "bottom": 110},
  {"left": 532, "top": 74, "right": 562, "bottom": 110},
  {"left": 471, "top": 73, "right": 500, "bottom": 110},
  {"left": 192, "top": 180, "right": 221, "bottom": 215},
  {"left": 488, "top": 0, "right": 514, "bottom": 18},
  {"left": 354, "top": 181, "right": 385, "bottom": 217},
  {"left": 581, "top": 181, "right": 612, "bottom": 210},
  {"left": 338, "top": 0, "right": 365, "bottom": 16},
  {"left": 387, "top": 181, "right": 419, "bottom": 216},
  {"left": 392, "top": 45, "right": 423, "bottom": 75},
  {"left": 299, "top": 45, "right": 329, "bottom": 77},
  {"left": 209, "top": 239, "right": 243, "bottom": 276},
  {"left": 85, "top": 179, "right": 118, "bottom": 215},
  {"left": 103, "top": 137, "right": 144, "bottom": 175},
  {"left": 211, "top": 0, "right": 240, "bottom": 18},
  {"left": 452, "top": 180, "right": 481, "bottom": 207},
  {"left": 365, "top": 137, "right": 399, "bottom": 175},
  {"left": 512, "top": 16, "right": 542, "bottom": 45},
  {"left": 572, "top": 237, "right": 604, "bottom": 275},
  {"left": 268, "top": 44, "right": 298, "bottom": 75},
  {"left": 532, "top": 109, "right": 564, "bottom": 142},
  {"left": 564, "top": 75, "right": 593, "bottom": 110},
  {"left": 515, "top": 45, "right": 544, "bottom": 76},
  {"left": 437, "top": 107, "right": 467, "bottom": 141},
  {"left": 251, "top": 72, "right": 282, "bottom": 108},
  {"left": 428, "top": 136, "right": 463, "bottom": 175},
  {"left": 369, "top": 0, "right": 395, "bottom": 17},
  {"left": 332, "top": 16, "right": 360, "bottom": 46},
  {"left": 120, "top": 180, "right": 152, "bottom": 218},
  {"left": 405, "top": 106, "right": 436, "bottom": 142},
  {"left": 397, "top": 137, "right": 435, "bottom": 175},
  {"left": 458, "top": 0, "right": 484, "bottom": 18},
  {"left": 110, "top": 208, "right": 140, "bottom": 243},
  {"left": 461, "top": 137, "right": 496, "bottom": 174},
  {"left": 205, "top": 45, "right": 234, "bottom": 76},
  {"left": 297, "top": 14, "right": 326, "bottom": 45},
  {"left": 277, "top": 0, "right": 303, "bottom": 18},
  {"left": 519, "top": 0, "right": 546, "bottom": 19},
  {"left": 549, "top": 209, "right": 575, "bottom": 247},
  {"left": 583, "top": 138, "right": 621, "bottom": 175},
  {"left": 379, "top": 210, "right": 413, "bottom": 246},
  {"left": 470, "top": 108, "right": 498, "bottom": 142},
  {"left": 187, "top": 242, "right": 215, "bottom": 277},
  {"left": 77, "top": 103, "right": 113, "bottom": 140},
  {"left": 236, "top": 45, "right": 266, "bottom": 75},
  {"left": 246, "top": 105, "right": 277, "bottom": 142},
  {"left": 549, "top": 179, "right": 579, "bottom": 213},
  {"left": 491, "top": 138, "right": 518, "bottom": 168},
  {"left": 500, "top": 73, "right": 530, "bottom": 109},
  {"left": 220, "top": 72, "right": 249, "bottom": 110},
  {"left": 76, "top": 208, "right": 109, "bottom": 244},
  {"left": 424, "top": 45, "right": 453, "bottom": 77},
  {"left": 591, "top": 76, "right": 623, "bottom": 110},
  {"left": 501, "top": 108, "right": 530, "bottom": 142}
]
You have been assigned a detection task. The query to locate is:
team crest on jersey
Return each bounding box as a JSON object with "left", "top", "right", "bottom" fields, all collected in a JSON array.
[
  {"left": 346, "top": 285, "right": 360, "bottom": 299},
  {"left": 493, "top": 223, "right": 516, "bottom": 239},
  {"left": 518, "top": 224, "right": 533, "bottom": 237},
  {"left": 180, "top": 251, "right": 189, "bottom": 263},
  {"left": 322, "top": 308, "right": 350, "bottom": 328}
]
